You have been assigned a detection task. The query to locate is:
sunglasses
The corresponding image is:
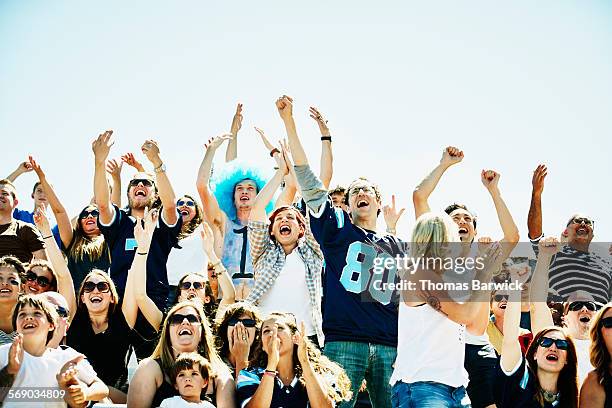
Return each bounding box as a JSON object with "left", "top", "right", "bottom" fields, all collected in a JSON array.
[
  {"left": 177, "top": 199, "right": 195, "bottom": 207},
  {"left": 129, "top": 179, "right": 154, "bottom": 188},
  {"left": 228, "top": 318, "right": 257, "bottom": 328},
  {"left": 79, "top": 209, "right": 99, "bottom": 219},
  {"left": 567, "top": 217, "right": 594, "bottom": 227},
  {"left": 180, "top": 281, "right": 205, "bottom": 290},
  {"left": 82, "top": 281, "right": 110, "bottom": 293},
  {"left": 538, "top": 336, "right": 569, "bottom": 350},
  {"left": 56, "top": 305, "right": 69, "bottom": 318},
  {"left": 568, "top": 301, "right": 597, "bottom": 312},
  {"left": 601, "top": 317, "right": 612, "bottom": 329},
  {"left": 169, "top": 313, "right": 201, "bottom": 325},
  {"left": 493, "top": 294, "right": 509, "bottom": 302},
  {"left": 26, "top": 271, "right": 51, "bottom": 288}
]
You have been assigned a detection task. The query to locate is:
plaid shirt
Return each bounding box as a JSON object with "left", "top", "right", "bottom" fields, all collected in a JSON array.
[{"left": 245, "top": 219, "right": 325, "bottom": 346}]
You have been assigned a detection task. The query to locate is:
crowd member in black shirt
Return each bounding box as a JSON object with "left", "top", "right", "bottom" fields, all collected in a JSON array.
[
  {"left": 580, "top": 303, "right": 612, "bottom": 407},
  {"left": 66, "top": 267, "right": 138, "bottom": 404}
]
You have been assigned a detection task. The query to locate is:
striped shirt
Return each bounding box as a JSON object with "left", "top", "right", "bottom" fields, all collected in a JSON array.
[
  {"left": 531, "top": 234, "right": 611, "bottom": 305},
  {"left": 245, "top": 219, "right": 325, "bottom": 345}
]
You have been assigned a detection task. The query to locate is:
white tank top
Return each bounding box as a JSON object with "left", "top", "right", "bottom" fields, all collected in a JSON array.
[{"left": 390, "top": 303, "right": 469, "bottom": 388}]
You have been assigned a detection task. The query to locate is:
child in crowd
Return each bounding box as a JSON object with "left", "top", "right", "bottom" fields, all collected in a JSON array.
[{"left": 160, "top": 352, "right": 216, "bottom": 408}]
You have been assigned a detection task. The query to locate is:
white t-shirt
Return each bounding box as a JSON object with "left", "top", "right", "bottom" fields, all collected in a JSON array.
[
  {"left": 257, "top": 251, "right": 316, "bottom": 336},
  {"left": 160, "top": 396, "right": 216, "bottom": 408},
  {"left": 166, "top": 233, "right": 209, "bottom": 285},
  {"left": 390, "top": 303, "right": 468, "bottom": 388},
  {"left": 574, "top": 337, "right": 595, "bottom": 386},
  {"left": 0, "top": 344, "right": 97, "bottom": 407}
]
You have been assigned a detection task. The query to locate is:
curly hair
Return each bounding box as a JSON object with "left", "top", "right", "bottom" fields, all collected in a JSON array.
[
  {"left": 177, "top": 194, "right": 204, "bottom": 241},
  {"left": 525, "top": 327, "right": 578, "bottom": 408},
  {"left": 589, "top": 303, "right": 612, "bottom": 385},
  {"left": 249, "top": 312, "right": 352, "bottom": 403},
  {"left": 210, "top": 161, "right": 273, "bottom": 221},
  {"left": 214, "top": 302, "right": 262, "bottom": 363}
]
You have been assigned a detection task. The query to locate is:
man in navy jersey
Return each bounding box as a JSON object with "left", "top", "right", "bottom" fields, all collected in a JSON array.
[
  {"left": 92, "top": 130, "right": 181, "bottom": 309},
  {"left": 276, "top": 95, "right": 406, "bottom": 408}
]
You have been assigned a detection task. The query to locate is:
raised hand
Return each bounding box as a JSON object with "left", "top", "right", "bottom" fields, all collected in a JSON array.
[
  {"left": 200, "top": 222, "right": 216, "bottom": 259},
  {"left": 383, "top": 195, "right": 405, "bottom": 231},
  {"left": 440, "top": 146, "right": 464, "bottom": 167},
  {"left": 121, "top": 152, "right": 145, "bottom": 172},
  {"left": 141, "top": 140, "right": 161, "bottom": 165},
  {"left": 230, "top": 322, "right": 251, "bottom": 366},
  {"left": 308, "top": 106, "right": 330, "bottom": 136},
  {"left": 106, "top": 159, "right": 123, "bottom": 179},
  {"left": 230, "top": 103, "right": 243, "bottom": 135},
  {"left": 204, "top": 134, "right": 233, "bottom": 152},
  {"left": 134, "top": 208, "right": 158, "bottom": 251},
  {"left": 275, "top": 95, "right": 294, "bottom": 121},
  {"left": 7, "top": 334, "right": 24, "bottom": 375},
  {"left": 92, "top": 130, "right": 114, "bottom": 164},
  {"left": 254, "top": 127, "right": 275, "bottom": 152},
  {"left": 294, "top": 321, "right": 309, "bottom": 365},
  {"left": 538, "top": 236, "right": 560, "bottom": 256},
  {"left": 477, "top": 236, "right": 493, "bottom": 253},
  {"left": 481, "top": 170, "right": 500, "bottom": 193},
  {"left": 33, "top": 208, "right": 52, "bottom": 236},
  {"left": 274, "top": 141, "right": 290, "bottom": 176},
  {"left": 28, "top": 156, "right": 46, "bottom": 180},
  {"left": 14, "top": 161, "right": 33, "bottom": 176},
  {"left": 532, "top": 164, "right": 547, "bottom": 195}
]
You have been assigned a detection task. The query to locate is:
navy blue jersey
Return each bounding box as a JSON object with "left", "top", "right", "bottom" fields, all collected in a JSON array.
[
  {"left": 309, "top": 200, "right": 406, "bottom": 347},
  {"left": 98, "top": 205, "right": 181, "bottom": 308}
]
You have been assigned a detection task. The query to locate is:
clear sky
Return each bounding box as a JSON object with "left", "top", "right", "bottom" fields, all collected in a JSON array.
[{"left": 2, "top": 1, "right": 611, "bottom": 249}]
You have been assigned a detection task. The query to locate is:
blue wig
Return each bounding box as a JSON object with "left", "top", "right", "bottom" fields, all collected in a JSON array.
[{"left": 211, "top": 160, "right": 274, "bottom": 221}]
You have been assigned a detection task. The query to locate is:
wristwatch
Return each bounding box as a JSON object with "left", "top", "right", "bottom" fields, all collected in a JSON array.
[{"left": 154, "top": 163, "right": 166, "bottom": 173}]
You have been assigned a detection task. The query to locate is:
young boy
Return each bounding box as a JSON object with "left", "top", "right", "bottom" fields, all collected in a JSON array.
[{"left": 160, "top": 352, "right": 215, "bottom": 408}]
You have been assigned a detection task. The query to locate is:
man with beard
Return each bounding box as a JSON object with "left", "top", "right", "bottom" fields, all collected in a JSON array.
[
  {"left": 92, "top": 130, "right": 181, "bottom": 309},
  {"left": 562, "top": 290, "right": 597, "bottom": 385},
  {"left": 528, "top": 164, "right": 611, "bottom": 305}
]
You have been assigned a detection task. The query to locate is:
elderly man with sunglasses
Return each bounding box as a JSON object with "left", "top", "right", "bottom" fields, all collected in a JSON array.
[
  {"left": 92, "top": 130, "right": 181, "bottom": 311},
  {"left": 528, "top": 164, "right": 611, "bottom": 306}
]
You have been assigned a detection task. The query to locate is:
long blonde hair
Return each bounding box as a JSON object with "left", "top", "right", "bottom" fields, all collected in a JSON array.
[
  {"left": 151, "top": 301, "right": 227, "bottom": 379},
  {"left": 590, "top": 303, "right": 612, "bottom": 384},
  {"left": 410, "top": 212, "right": 459, "bottom": 261}
]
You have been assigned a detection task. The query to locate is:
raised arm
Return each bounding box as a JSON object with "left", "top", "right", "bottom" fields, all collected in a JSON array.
[
  {"left": 141, "top": 140, "right": 177, "bottom": 226},
  {"left": 413, "top": 146, "right": 464, "bottom": 219},
  {"left": 528, "top": 164, "right": 547, "bottom": 239},
  {"left": 28, "top": 156, "right": 73, "bottom": 248},
  {"left": 196, "top": 135, "right": 233, "bottom": 229},
  {"left": 6, "top": 161, "right": 33, "bottom": 183},
  {"left": 309, "top": 106, "right": 333, "bottom": 189},
  {"left": 33, "top": 209, "right": 77, "bottom": 321},
  {"left": 297, "top": 322, "right": 334, "bottom": 408},
  {"left": 129, "top": 208, "right": 163, "bottom": 330},
  {"left": 500, "top": 261, "right": 529, "bottom": 372},
  {"left": 249, "top": 144, "right": 288, "bottom": 223},
  {"left": 276, "top": 95, "right": 308, "bottom": 166},
  {"left": 225, "top": 103, "right": 243, "bottom": 162},
  {"left": 481, "top": 170, "right": 520, "bottom": 251},
  {"left": 121, "top": 152, "right": 146, "bottom": 173},
  {"left": 255, "top": 127, "right": 297, "bottom": 209},
  {"left": 106, "top": 159, "right": 123, "bottom": 208},
  {"left": 201, "top": 223, "right": 235, "bottom": 319},
  {"left": 92, "top": 130, "right": 115, "bottom": 225},
  {"left": 383, "top": 194, "right": 405, "bottom": 236},
  {"left": 0, "top": 335, "right": 23, "bottom": 400},
  {"left": 529, "top": 237, "right": 559, "bottom": 334}
]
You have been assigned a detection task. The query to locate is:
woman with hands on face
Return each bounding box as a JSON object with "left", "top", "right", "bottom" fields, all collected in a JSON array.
[{"left": 236, "top": 312, "right": 351, "bottom": 408}]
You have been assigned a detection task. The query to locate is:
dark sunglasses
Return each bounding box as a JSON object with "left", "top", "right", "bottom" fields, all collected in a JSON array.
[
  {"left": 538, "top": 336, "right": 569, "bottom": 350},
  {"left": 601, "top": 317, "right": 612, "bottom": 329},
  {"left": 567, "top": 217, "right": 594, "bottom": 227},
  {"left": 177, "top": 199, "right": 195, "bottom": 207},
  {"left": 493, "top": 294, "right": 509, "bottom": 302},
  {"left": 83, "top": 281, "right": 110, "bottom": 293},
  {"left": 228, "top": 318, "right": 257, "bottom": 328},
  {"left": 129, "top": 178, "right": 154, "bottom": 188},
  {"left": 56, "top": 305, "right": 69, "bottom": 318},
  {"left": 568, "top": 301, "right": 597, "bottom": 312},
  {"left": 169, "top": 313, "right": 200, "bottom": 325},
  {"left": 180, "top": 281, "right": 205, "bottom": 290},
  {"left": 79, "top": 209, "right": 99, "bottom": 219},
  {"left": 26, "top": 271, "right": 51, "bottom": 288}
]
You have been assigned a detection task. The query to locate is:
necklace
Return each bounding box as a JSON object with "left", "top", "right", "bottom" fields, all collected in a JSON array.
[{"left": 541, "top": 388, "right": 560, "bottom": 403}]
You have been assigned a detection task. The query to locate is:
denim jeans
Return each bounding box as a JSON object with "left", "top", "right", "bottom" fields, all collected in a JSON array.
[
  {"left": 391, "top": 381, "right": 471, "bottom": 408},
  {"left": 324, "top": 341, "right": 397, "bottom": 408}
]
